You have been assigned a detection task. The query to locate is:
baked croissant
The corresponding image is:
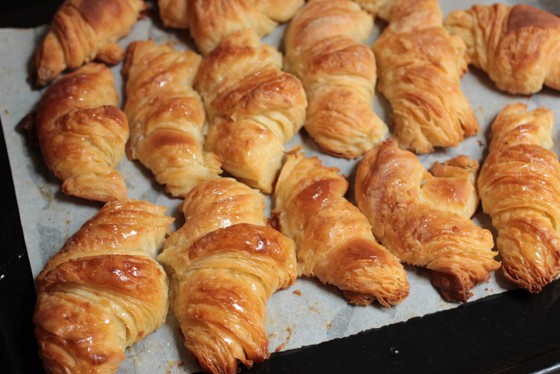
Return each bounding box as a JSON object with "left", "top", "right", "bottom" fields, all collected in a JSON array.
[
  {"left": 369, "top": 0, "right": 478, "bottom": 154},
  {"left": 445, "top": 4, "right": 560, "bottom": 95},
  {"left": 158, "top": 0, "right": 304, "bottom": 54},
  {"left": 283, "top": 0, "right": 387, "bottom": 158},
  {"left": 478, "top": 103, "right": 560, "bottom": 292},
  {"left": 195, "top": 29, "right": 307, "bottom": 193},
  {"left": 122, "top": 40, "right": 221, "bottom": 197},
  {"left": 274, "top": 152, "right": 409, "bottom": 307},
  {"left": 36, "top": 62, "right": 129, "bottom": 202},
  {"left": 355, "top": 139, "right": 500, "bottom": 302},
  {"left": 158, "top": 177, "right": 297, "bottom": 374},
  {"left": 34, "top": 0, "right": 146, "bottom": 86},
  {"left": 33, "top": 199, "right": 173, "bottom": 373}
]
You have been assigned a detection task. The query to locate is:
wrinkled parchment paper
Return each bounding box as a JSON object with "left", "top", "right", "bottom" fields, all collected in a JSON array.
[{"left": 1, "top": 0, "right": 559, "bottom": 372}]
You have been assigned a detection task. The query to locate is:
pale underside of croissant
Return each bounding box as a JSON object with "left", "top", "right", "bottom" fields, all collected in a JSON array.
[
  {"left": 478, "top": 103, "right": 560, "bottom": 292},
  {"left": 36, "top": 62, "right": 129, "bottom": 202},
  {"left": 122, "top": 40, "right": 221, "bottom": 197},
  {"left": 445, "top": 4, "right": 560, "bottom": 95},
  {"left": 33, "top": 199, "right": 173, "bottom": 374},
  {"left": 283, "top": 0, "right": 387, "bottom": 159},
  {"left": 157, "top": 0, "right": 304, "bottom": 54},
  {"left": 274, "top": 152, "right": 409, "bottom": 307},
  {"left": 369, "top": 0, "right": 479, "bottom": 154},
  {"left": 34, "top": 0, "right": 146, "bottom": 86},
  {"left": 195, "top": 29, "right": 307, "bottom": 193},
  {"left": 355, "top": 139, "right": 500, "bottom": 302},
  {"left": 158, "top": 178, "right": 297, "bottom": 374}
]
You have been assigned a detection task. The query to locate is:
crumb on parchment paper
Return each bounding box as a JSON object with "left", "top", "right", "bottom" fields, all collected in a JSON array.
[
  {"left": 166, "top": 360, "right": 184, "bottom": 374},
  {"left": 308, "top": 305, "right": 320, "bottom": 314},
  {"left": 274, "top": 327, "right": 293, "bottom": 352}
]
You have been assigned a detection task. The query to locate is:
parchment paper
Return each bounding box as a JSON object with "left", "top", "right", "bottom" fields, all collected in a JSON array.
[{"left": 1, "top": 1, "right": 559, "bottom": 373}]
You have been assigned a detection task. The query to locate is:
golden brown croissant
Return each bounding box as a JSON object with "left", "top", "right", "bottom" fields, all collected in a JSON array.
[
  {"left": 354, "top": 0, "right": 441, "bottom": 31},
  {"left": 369, "top": 0, "right": 479, "bottom": 154},
  {"left": 355, "top": 139, "right": 500, "bottom": 302},
  {"left": 36, "top": 62, "right": 129, "bottom": 202},
  {"left": 158, "top": 0, "right": 304, "bottom": 54},
  {"left": 283, "top": 0, "right": 387, "bottom": 158},
  {"left": 478, "top": 103, "right": 560, "bottom": 292},
  {"left": 157, "top": 0, "right": 190, "bottom": 29},
  {"left": 445, "top": 4, "right": 560, "bottom": 95},
  {"left": 158, "top": 177, "right": 297, "bottom": 374},
  {"left": 195, "top": 29, "right": 307, "bottom": 193},
  {"left": 122, "top": 40, "right": 221, "bottom": 197},
  {"left": 274, "top": 152, "right": 409, "bottom": 306},
  {"left": 34, "top": 0, "right": 146, "bottom": 86},
  {"left": 33, "top": 199, "right": 173, "bottom": 374}
]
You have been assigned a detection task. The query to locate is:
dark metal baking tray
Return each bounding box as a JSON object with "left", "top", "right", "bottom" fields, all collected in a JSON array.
[{"left": 1, "top": 1, "right": 560, "bottom": 373}]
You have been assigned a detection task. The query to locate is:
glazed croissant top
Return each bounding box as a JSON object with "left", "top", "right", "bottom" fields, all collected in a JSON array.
[
  {"left": 122, "top": 40, "right": 221, "bottom": 197},
  {"left": 159, "top": 178, "right": 297, "bottom": 374},
  {"left": 283, "top": 0, "right": 387, "bottom": 158},
  {"left": 274, "top": 152, "right": 409, "bottom": 307},
  {"left": 33, "top": 199, "right": 173, "bottom": 373},
  {"left": 195, "top": 29, "right": 307, "bottom": 193},
  {"left": 445, "top": 3, "right": 560, "bottom": 95},
  {"left": 36, "top": 62, "right": 129, "bottom": 202},
  {"left": 34, "top": 0, "right": 146, "bottom": 86},
  {"left": 355, "top": 139, "right": 500, "bottom": 302},
  {"left": 369, "top": 0, "right": 479, "bottom": 154},
  {"left": 478, "top": 103, "right": 560, "bottom": 292},
  {"left": 161, "top": 177, "right": 269, "bottom": 272},
  {"left": 160, "top": 177, "right": 295, "bottom": 291},
  {"left": 158, "top": 0, "right": 304, "bottom": 54}
]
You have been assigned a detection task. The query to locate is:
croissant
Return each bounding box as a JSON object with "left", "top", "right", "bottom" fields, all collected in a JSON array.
[
  {"left": 354, "top": 0, "right": 441, "bottom": 30},
  {"left": 157, "top": 0, "right": 190, "bottom": 29},
  {"left": 122, "top": 40, "right": 221, "bottom": 197},
  {"left": 33, "top": 199, "right": 173, "bottom": 373},
  {"left": 368, "top": 0, "right": 478, "bottom": 154},
  {"left": 158, "top": 177, "right": 297, "bottom": 374},
  {"left": 274, "top": 153, "right": 409, "bottom": 307},
  {"left": 478, "top": 103, "right": 560, "bottom": 292},
  {"left": 355, "top": 139, "right": 500, "bottom": 302},
  {"left": 445, "top": 4, "right": 560, "bottom": 95},
  {"left": 194, "top": 29, "right": 307, "bottom": 193},
  {"left": 283, "top": 0, "right": 387, "bottom": 158},
  {"left": 34, "top": 0, "right": 146, "bottom": 86},
  {"left": 35, "top": 62, "right": 129, "bottom": 202},
  {"left": 158, "top": 0, "right": 304, "bottom": 54}
]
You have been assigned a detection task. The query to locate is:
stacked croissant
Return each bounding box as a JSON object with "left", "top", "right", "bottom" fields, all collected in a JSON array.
[{"left": 27, "top": 0, "right": 560, "bottom": 373}]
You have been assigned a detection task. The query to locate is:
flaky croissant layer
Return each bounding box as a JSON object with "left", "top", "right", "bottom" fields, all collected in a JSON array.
[
  {"left": 195, "top": 29, "right": 306, "bottom": 193},
  {"left": 355, "top": 139, "right": 499, "bottom": 302},
  {"left": 34, "top": 0, "right": 146, "bottom": 86},
  {"left": 479, "top": 103, "right": 560, "bottom": 292},
  {"left": 122, "top": 40, "right": 221, "bottom": 197},
  {"left": 33, "top": 199, "right": 174, "bottom": 374},
  {"left": 36, "top": 62, "right": 129, "bottom": 202},
  {"left": 370, "top": 0, "right": 479, "bottom": 154},
  {"left": 274, "top": 152, "right": 409, "bottom": 307},
  {"left": 284, "top": 0, "right": 387, "bottom": 158},
  {"left": 158, "top": 0, "right": 304, "bottom": 54},
  {"left": 159, "top": 178, "right": 297, "bottom": 374},
  {"left": 445, "top": 3, "right": 560, "bottom": 95}
]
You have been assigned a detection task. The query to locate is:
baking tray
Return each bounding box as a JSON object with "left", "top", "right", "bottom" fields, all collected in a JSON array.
[{"left": 1, "top": 1, "right": 560, "bottom": 373}]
